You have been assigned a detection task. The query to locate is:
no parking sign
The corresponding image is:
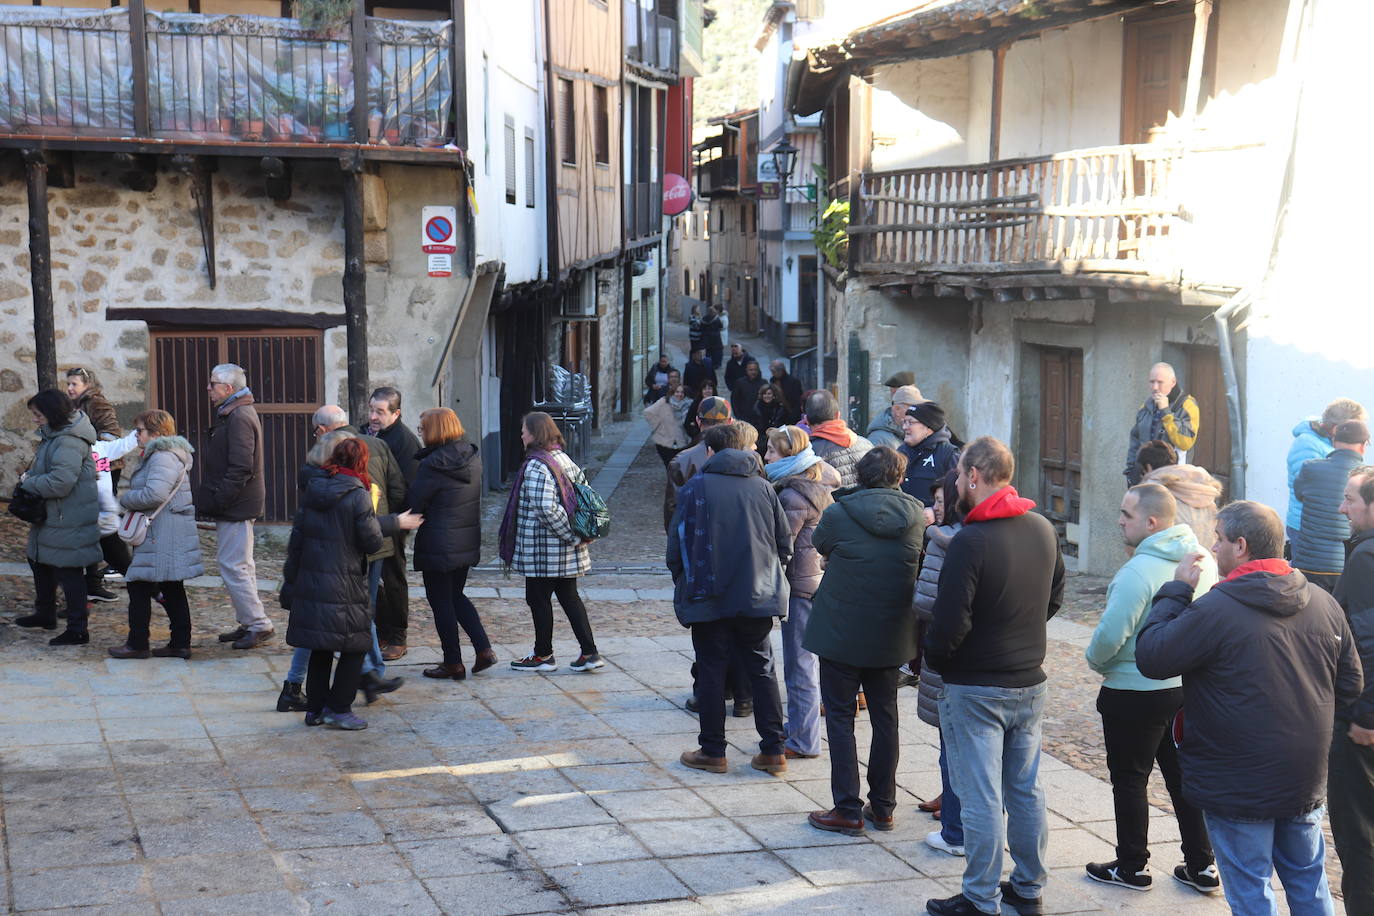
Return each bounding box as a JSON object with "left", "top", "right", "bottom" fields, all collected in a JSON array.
[{"left": 422, "top": 205, "right": 456, "bottom": 277}]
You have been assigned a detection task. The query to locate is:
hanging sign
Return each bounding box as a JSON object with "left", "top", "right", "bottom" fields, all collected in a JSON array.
[
  {"left": 427, "top": 254, "right": 452, "bottom": 278},
  {"left": 663, "top": 173, "right": 693, "bottom": 217},
  {"left": 421, "top": 205, "right": 457, "bottom": 254}
]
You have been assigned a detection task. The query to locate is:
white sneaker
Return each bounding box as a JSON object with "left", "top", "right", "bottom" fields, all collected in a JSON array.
[{"left": 925, "top": 829, "right": 966, "bottom": 857}]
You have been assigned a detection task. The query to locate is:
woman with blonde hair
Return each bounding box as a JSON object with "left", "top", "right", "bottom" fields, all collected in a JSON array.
[
  {"left": 763, "top": 424, "right": 840, "bottom": 758},
  {"left": 410, "top": 407, "right": 492, "bottom": 680}
]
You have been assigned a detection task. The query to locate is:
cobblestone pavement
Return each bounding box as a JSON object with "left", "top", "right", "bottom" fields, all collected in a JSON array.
[{"left": 0, "top": 329, "right": 1343, "bottom": 912}]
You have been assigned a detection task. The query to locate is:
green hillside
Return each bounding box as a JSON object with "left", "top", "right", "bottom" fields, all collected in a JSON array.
[{"left": 695, "top": 0, "right": 772, "bottom": 134}]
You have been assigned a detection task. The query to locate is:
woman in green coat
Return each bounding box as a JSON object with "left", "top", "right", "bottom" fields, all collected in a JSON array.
[{"left": 16, "top": 390, "right": 102, "bottom": 645}]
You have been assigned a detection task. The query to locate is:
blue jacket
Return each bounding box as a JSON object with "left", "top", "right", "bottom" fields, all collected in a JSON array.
[
  {"left": 1292, "top": 447, "right": 1364, "bottom": 575},
  {"left": 1286, "top": 419, "right": 1331, "bottom": 530},
  {"left": 1085, "top": 525, "right": 1217, "bottom": 690}
]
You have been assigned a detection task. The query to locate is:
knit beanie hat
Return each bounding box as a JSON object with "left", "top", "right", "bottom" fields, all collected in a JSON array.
[
  {"left": 906, "top": 401, "right": 946, "bottom": 431},
  {"left": 698, "top": 396, "right": 733, "bottom": 422},
  {"left": 891, "top": 384, "right": 923, "bottom": 408}
]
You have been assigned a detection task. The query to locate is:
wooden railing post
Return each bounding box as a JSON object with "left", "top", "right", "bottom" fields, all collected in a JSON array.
[
  {"left": 351, "top": 0, "right": 369, "bottom": 142},
  {"left": 129, "top": 0, "right": 151, "bottom": 136},
  {"left": 23, "top": 150, "right": 57, "bottom": 391}
]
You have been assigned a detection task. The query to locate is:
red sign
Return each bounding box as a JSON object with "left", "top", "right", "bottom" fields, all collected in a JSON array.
[{"left": 663, "top": 173, "right": 692, "bottom": 217}]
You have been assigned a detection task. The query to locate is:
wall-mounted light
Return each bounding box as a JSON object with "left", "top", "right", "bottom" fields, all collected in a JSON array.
[{"left": 785, "top": 257, "right": 794, "bottom": 271}]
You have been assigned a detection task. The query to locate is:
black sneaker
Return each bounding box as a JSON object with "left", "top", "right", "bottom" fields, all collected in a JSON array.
[
  {"left": 999, "top": 881, "right": 1045, "bottom": 916},
  {"left": 926, "top": 893, "right": 994, "bottom": 916},
  {"left": 685, "top": 694, "right": 700, "bottom": 713},
  {"left": 87, "top": 584, "right": 119, "bottom": 602},
  {"left": 1085, "top": 860, "right": 1151, "bottom": 891},
  {"left": 1173, "top": 863, "right": 1220, "bottom": 894},
  {"left": 570, "top": 653, "right": 605, "bottom": 672},
  {"left": 510, "top": 654, "right": 557, "bottom": 672}
]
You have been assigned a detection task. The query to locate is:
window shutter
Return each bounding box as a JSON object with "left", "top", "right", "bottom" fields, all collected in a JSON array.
[
  {"left": 524, "top": 128, "right": 536, "bottom": 208},
  {"left": 559, "top": 79, "right": 576, "bottom": 164},
  {"left": 504, "top": 115, "right": 517, "bottom": 204},
  {"left": 594, "top": 86, "right": 609, "bottom": 165}
]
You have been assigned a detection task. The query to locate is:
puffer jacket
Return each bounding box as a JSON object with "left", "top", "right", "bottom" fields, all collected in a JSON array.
[
  {"left": 121, "top": 436, "right": 204, "bottom": 583},
  {"left": 1286, "top": 419, "right": 1332, "bottom": 531},
  {"left": 510, "top": 450, "right": 591, "bottom": 578},
  {"left": 1293, "top": 448, "right": 1364, "bottom": 575},
  {"left": 776, "top": 463, "right": 840, "bottom": 599},
  {"left": 1125, "top": 388, "right": 1199, "bottom": 485},
  {"left": 866, "top": 413, "right": 903, "bottom": 450},
  {"left": 899, "top": 426, "right": 960, "bottom": 503},
  {"left": 23, "top": 412, "right": 102, "bottom": 569},
  {"left": 409, "top": 440, "right": 482, "bottom": 571},
  {"left": 284, "top": 473, "right": 385, "bottom": 653},
  {"left": 296, "top": 428, "right": 404, "bottom": 562},
  {"left": 811, "top": 433, "right": 875, "bottom": 489},
  {"left": 914, "top": 522, "right": 960, "bottom": 727}
]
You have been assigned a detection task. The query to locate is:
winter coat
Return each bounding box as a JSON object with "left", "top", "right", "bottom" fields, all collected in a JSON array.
[
  {"left": 752, "top": 398, "right": 792, "bottom": 438},
  {"left": 684, "top": 359, "right": 717, "bottom": 396},
  {"left": 805, "top": 485, "right": 925, "bottom": 668},
  {"left": 1336, "top": 529, "right": 1374, "bottom": 729},
  {"left": 810, "top": 432, "right": 874, "bottom": 489},
  {"left": 667, "top": 448, "right": 792, "bottom": 625},
  {"left": 1293, "top": 447, "right": 1364, "bottom": 575},
  {"left": 772, "top": 372, "right": 804, "bottom": 416},
  {"left": 1085, "top": 524, "right": 1217, "bottom": 691},
  {"left": 723, "top": 353, "right": 753, "bottom": 391},
  {"left": 776, "top": 463, "right": 840, "bottom": 598},
  {"left": 196, "top": 390, "right": 265, "bottom": 522},
  {"left": 510, "top": 450, "right": 591, "bottom": 578},
  {"left": 75, "top": 389, "right": 121, "bottom": 441},
  {"left": 700, "top": 314, "right": 724, "bottom": 352},
  {"left": 644, "top": 396, "right": 692, "bottom": 450},
  {"left": 375, "top": 418, "right": 421, "bottom": 483},
  {"left": 914, "top": 522, "right": 959, "bottom": 726},
  {"left": 926, "top": 487, "right": 1065, "bottom": 687},
  {"left": 899, "top": 427, "right": 960, "bottom": 503},
  {"left": 408, "top": 440, "right": 482, "bottom": 572},
  {"left": 731, "top": 375, "right": 767, "bottom": 425},
  {"left": 643, "top": 363, "right": 677, "bottom": 402},
  {"left": 1143, "top": 463, "right": 1222, "bottom": 549},
  {"left": 866, "top": 413, "right": 904, "bottom": 450},
  {"left": 121, "top": 436, "right": 204, "bottom": 583},
  {"left": 1137, "top": 567, "right": 1362, "bottom": 820},
  {"left": 664, "top": 438, "right": 711, "bottom": 531},
  {"left": 298, "top": 429, "right": 405, "bottom": 562},
  {"left": 284, "top": 473, "right": 385, "bottom": 653},
  {"left": 1287, "top": 419, "right": 1332, "bottom": 531},
  {"left": 93, "top": 430, "right": 141, "bottom": 536},
  {"left": 22, "top": 412, "right": 102, "bottom": 569},
  {"left": 1125, "top": 387, "right": 1199, "bottom": 485}
]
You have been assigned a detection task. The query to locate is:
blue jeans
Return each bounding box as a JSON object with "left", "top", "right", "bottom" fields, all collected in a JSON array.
[
  {"left": 1205, "top": 807, "right": 1334, "bottom": 916},
  {"left": 941, "top": 682, "right": 1049, "bottom": 914},
  {"left": 780, "top": 596, "right": 821, "bottom": 756},
  {"left": 287, "top": 561, "right": 384, "bottom": 684},
  {"left": 938, "top": 728, "right": 964, "bottom": 845}
]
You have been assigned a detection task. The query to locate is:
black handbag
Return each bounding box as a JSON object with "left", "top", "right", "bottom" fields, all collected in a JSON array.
[{"left": 8, "top": 482, "right": 45, "bottom": 526}]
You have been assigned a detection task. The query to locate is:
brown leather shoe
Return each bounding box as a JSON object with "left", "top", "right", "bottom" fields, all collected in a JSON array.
[
  {"left": 381, "top": 643, "right": 408, "bottom": 661},
  {"left": 783, "top": 748, "right": 820, "bottom": 759},
  {"left": 231, "top": 629, "right": 274, "bottom": 650},
  {"left": 152, "top": 644, "right": 191, "bottom": 660},
  {"left": 107, "top": 644, "right": 151, "bottom": 660},
  {"left": 472, "top": 648, "right": 498, "bottom": 674},
  {"left": 808, "top": 808, "right": 865, "bottom": 836},
  {"left": 422, "top": 663, "right": 467, "bottom": 680},
  {"left": 918, "top": 794, "right": 943, "bottom": 814},
  {"left": 863, "top": 804, "right": 895, "bottom": 831},
  {"left": 679, "top": 749, "right": 727, "bottom": 774},
  {"left": 751, "top": 753, "right": 787, "bottom": 775}
]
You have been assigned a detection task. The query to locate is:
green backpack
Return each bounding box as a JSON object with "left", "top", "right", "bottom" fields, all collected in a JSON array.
[{"left": 571, "top": 472, "right": 611, "bottom": 540}]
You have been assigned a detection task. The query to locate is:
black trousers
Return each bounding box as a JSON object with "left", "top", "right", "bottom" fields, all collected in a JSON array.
[
  {"left": 30, "top": 561, "right": 87, "bottom": 632},
  {"left": 690, "top": 655, "right": 753, "bottom": 704},
  {"left": 422, "top": 567, "right": 491, "bottom": 664},
  {"left": 376, "top": 535, "right": 410, "bottom": 645},
  {"left": 820, "top": 658, "right": 900, "bottom": 819},
  {"left": 690, "top": 616, "right": 785, "bottom": 758},
  {"left": 306, "top": 650, "right": 365, "bottom": 715},
  {"left": 1330, "top": 724, "right": 1374, "bottom": 914},
  {"left": 526, "top": 577, "right": 597, "bottom": 658},
  {"left": 126, "top": 580, "right": 191, "bottom": 650},
  {"left": 1097, "top": 686, "right": 1212, "bottom": 869},
  {"left": 99, "top": 534, "right": 131, "bottom": 575},
  {"left": 655, "top": 444, "right": 682, "bottom": 468}
]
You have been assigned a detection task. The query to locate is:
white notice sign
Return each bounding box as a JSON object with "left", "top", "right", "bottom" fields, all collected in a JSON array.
[{"left": 427, "top": 254, "right": 452, "bottom": 278}]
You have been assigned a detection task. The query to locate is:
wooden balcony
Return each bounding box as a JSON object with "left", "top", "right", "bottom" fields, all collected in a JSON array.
[
  {"left": 0, "top": 4, "right": 462, "bottom": 164},
  {"left": 696, "top": 155, "right": 738, "bottom": 198},
  {"left": 849, "top": 145, "right": 1181, "bottom": 287}
]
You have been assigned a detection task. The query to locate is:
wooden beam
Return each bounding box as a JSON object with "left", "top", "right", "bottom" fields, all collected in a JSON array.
[
  {"left": 341, "top": 156, "right": 370, "bottom": 423},
  {"left": 1181, "top": 0, "right": 1214, "bottom": 120},
  {"left": 129, "top": 0, "right": 150, "bottom": 137},
  {"left": 23, "top": 149, "right": 56, "bottom": 391},
  {"left": 351, "top": 0, "right": 369, "bottom": 142},
  {"left": 989, "top": 43, "right": 1008, "bottom": 161},
  {"left": 261, "top": 157, "right": 291, "bottom": 200},
  {"left": 450, "top": 0, "right": 467, "bottom": 149}
]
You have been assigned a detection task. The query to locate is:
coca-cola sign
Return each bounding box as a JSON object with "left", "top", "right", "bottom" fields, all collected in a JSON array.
[{"left": 663, "top": 173, "right": 693, "bottom": 216}]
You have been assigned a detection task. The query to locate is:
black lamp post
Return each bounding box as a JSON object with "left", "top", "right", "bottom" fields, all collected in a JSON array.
[{"left": 770, "top": 140, "right": 799, "bottom": 190}]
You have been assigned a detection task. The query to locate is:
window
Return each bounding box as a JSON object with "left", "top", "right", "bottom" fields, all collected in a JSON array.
[
  {"left": 524, "top": 128, "right": 536, "bottom": 208},
  {"left": 558, "top": 78, "right": 576, "bottom": 164},
  {"left": 504, "top": 115, "right": 517, "bottom": 204},
  {"left": 593, "top": 85, "right": 610, "bottom": 165}
]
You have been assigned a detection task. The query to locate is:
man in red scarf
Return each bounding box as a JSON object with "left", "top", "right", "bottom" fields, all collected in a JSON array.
[
  {"left": 924, "top": 437, "right": 1064, "bottom": 916},
  {"left": 1137, "top": 500, "right": 1361, "bottom": 915},
  {"left": 803, "top": 390, "right": 873, "bottom": 489}
]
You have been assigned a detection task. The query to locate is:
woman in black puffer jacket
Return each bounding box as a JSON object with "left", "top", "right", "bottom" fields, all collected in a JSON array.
[
  {"left": 410, "top": 408, "right": 493, "bottom": 681},
  {"left": 284, "top": 438, "right": 385, "bottom": 731}
]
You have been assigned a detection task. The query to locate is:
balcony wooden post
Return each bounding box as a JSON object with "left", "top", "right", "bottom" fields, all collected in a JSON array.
[
  {"left": 989, "top": 43, "right": 1007, "bottom": 161},
  {"left": 351, "top": 0, "right": 369, "bottom": 142},
  {"left": 22, "top": 150, "right": 56, "bottom": 391},
  {"left": 341, "top": 156, "right": 370, "bottom": 423},
  {"left": 450, "top": 0, "right": 467, "bottom": 148},
  {"left": 1181, "top": 0, "right": 1214, "bottom": 120},
  {"left": 129, "top": 0, "right": 151, "bottom": 137}
]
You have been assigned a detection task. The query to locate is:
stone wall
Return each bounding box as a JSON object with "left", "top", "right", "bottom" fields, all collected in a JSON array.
[{"left": 0, "top": 154, "right": 469, "bottom": 490}]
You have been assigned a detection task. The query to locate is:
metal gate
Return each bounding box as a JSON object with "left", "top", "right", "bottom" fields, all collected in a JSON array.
[{"left": 149, "top": 329, "right": 324, "bottom": 522}]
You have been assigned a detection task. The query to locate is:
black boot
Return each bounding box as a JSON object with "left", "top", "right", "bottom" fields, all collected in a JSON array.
[
  {"left": 16, "top": 613, "right": 57, "bottom": 630},
  {"left": 49, "top": 630, "right": 89, "bottom": 646},
  {"left": 276, "top": 680, "right": 308, "bottom": 712},
  {"left": 360, "top": 671, "right": 404, "bottom": 705}
]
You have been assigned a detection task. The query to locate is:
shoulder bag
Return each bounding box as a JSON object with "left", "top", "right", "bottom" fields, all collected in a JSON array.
[{"left": 118, "top": 462, "right": 188, "bottom": 547}]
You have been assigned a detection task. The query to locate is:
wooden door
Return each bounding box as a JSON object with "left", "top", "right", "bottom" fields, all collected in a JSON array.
[
  {"left": 1040, "top": 348, "right": 1083, "bottom": 534},
  {"left": 149, "top": 329, "right": 323, "bottom": 522},
  {"left": 1122, "top": 13, "right": 1195, "bottom": 144},
  {"left": 1186, "top": 344, "right": 1232, "bottom": 499}
]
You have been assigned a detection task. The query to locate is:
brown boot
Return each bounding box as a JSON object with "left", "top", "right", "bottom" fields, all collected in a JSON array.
[
  {"left": 679, "top": 748, "right": 727, "bottom": 773},
  {"left": 751, "top": 753, "right": 788, "bottom": 775},
  {"left": 107, "top": 644, "right": 151, "bottom": 659},
  {"left": 422, "top": 663, "right": 466, "bottom": 680},
  {"left": 472, "top": 648, "right": 498, "bottom": 674},
  {"left": 863, "top": 804, "right": 895, "bottom": 831},
  {"left": 807, "top": 808, "right": 865, "bottom": 836}
]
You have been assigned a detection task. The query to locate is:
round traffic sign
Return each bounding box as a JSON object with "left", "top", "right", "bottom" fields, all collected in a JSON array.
[{"left": 425, "top": 216, "right": 453, "bottom": 243}]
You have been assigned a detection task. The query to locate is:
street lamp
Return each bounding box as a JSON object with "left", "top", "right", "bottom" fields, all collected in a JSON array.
[{"left": 770, "top": 141, "right": 799, "bottom": 190}]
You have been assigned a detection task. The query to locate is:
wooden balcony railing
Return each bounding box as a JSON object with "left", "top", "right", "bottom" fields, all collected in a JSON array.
[
  {"left": 849, "top": 145, "right": 1179, "bottom": 276},
  {"left": 0, "top": 6, "right": 456, "bottom": 147},
  {"left": 696, "top": 155, "right": 738, "bottom": 197}
]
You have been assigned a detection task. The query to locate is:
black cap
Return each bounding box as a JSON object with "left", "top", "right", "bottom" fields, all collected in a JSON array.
[
  {"left": 884, "top": 370, "right": 915, "bottom": 388},
  {"left": 906, "top": 401, "right": 946, "bottom": 431}
]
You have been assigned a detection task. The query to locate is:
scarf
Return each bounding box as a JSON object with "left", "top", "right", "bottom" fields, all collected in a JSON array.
[
  {"left": 668, "top": 395, "right": 692, "bottom": 425},
  {"left": 217, "top": 386, "right": 252, "bottom": 413},
  {"left": 326, "top": 464, "right": 372, "bottom": 493},
  {"left": 498, "top": 448, "right": 577, "bottom": 568},
  {"left": 964, "top": 485, "right": 1037, "bottom": 523},
  {"left": 808, "top": 418, "right": 855, "bottom": 448},
  {"left": 765, "top": 446, "right": 822, "bottom": 482},
  {"left": 1224, "top": 557, "right": 1292, "bottom": 582},
  {"left": 675, "top": 474, "right": 715, "bottom": 602}
]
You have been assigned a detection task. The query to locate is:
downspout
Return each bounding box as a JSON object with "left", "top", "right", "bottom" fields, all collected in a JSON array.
[{"left": 1212, "top": 289, "right": 1251, "bottom": 499}]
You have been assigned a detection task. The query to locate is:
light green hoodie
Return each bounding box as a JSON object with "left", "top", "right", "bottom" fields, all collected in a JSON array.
[{"left": 1086, "top": 523, "right": 1218, "bottom": 691}]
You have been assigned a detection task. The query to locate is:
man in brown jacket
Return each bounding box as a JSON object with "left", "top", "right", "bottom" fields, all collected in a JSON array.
[{"left": 198, "top": 363, "right": 274, "bottom": 650}]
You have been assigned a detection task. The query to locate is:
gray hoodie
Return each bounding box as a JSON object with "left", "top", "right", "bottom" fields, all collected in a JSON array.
[{"left": 23, "top": 411, "right": 102, "bottom": 569}]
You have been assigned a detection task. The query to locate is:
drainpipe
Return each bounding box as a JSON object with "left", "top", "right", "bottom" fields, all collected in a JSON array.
[{"left": 1212, "top": 288, "right": 1251, "bottom": 499}]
